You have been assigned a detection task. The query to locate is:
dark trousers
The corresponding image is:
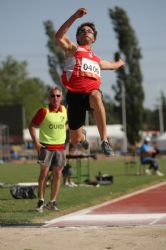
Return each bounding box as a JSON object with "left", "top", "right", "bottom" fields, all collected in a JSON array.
[{"left": 141, "top": 157, "right": 159, "bottom": 171}]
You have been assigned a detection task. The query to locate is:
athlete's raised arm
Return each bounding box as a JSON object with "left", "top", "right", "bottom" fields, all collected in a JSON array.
[
  {"left": 55, "top": 8, "right": 87, "bottom": 52},
  {"left": 99, "top": 58, "right": 125, "bottom": 70}
]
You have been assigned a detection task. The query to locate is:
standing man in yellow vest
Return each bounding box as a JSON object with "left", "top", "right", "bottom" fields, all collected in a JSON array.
[{"left": 29, "top": 87, "right": 67, "bottom": 212}]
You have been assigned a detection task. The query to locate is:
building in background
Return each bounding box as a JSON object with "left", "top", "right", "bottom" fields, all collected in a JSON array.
[{"left": 0, "top": 104, "right": 25, "bottom": 144}]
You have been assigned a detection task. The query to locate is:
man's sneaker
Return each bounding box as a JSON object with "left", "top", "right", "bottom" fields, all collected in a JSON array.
[
  {"left": 64, "top": 181, "right": 78, "bottom": 188},
  {"left": 46, "top": 201, "right": 59, "bottom": 211},
  {"left": 145, "top": 169, "right": 152, "bottom": 175},
  {"left": 101, "top": 141, "right": 114, "bottom": 156},
  {"left": 80, "top": 129, "right": 89, "bottom": 150},
  {"left": 36, "top": 199, "right": 45, "bottom": 212},
  {"left": 155, "top": 170, "right": 164, "bottom": 176},
  {"left": 80, "top": 140, "right": 89, "bottom": 150},
  {"left": 70, "top": 181, "right": 78, "bottom": 187},
  {"left": 64, "top": 182, "right": 73, "bottom": 188},
  {"left": 64, "top": 181, "right": 78, "bottom": 187}
]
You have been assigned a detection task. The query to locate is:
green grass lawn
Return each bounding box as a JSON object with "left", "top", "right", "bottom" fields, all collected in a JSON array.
[{"left": 0, "top": 156, "right": 166, "bottom": 225}]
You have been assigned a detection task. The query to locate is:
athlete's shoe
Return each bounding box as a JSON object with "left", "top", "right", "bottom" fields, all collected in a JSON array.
[
  {"left": 70, "top": 181, "right": 78, "bottom": 187},
  {"left": 64, "top": 181, "right": 78, "bottom": 188},
  {"left": 46, "top": 201, "right": 59, "bottom": 211},
  {"left": 80, "top": 140, "right": 89, "bottom": 150},
  {"left": 101, "top": 141, "right": 114, "bottom": 156},
  {"left": 155, "top": 170, "right": 164, "bottom": 176},
  {"left": 36, "top": 199, "right": 45, "bottom": 212},
  {"left": 145, "top": 169, "right": 152, "bottom": 175},
  {"left": 64, "top": 182, "right": 73, "bottom": 188},
  {"left": 80, "top": 129, "right": 89, "bottom": 150}
]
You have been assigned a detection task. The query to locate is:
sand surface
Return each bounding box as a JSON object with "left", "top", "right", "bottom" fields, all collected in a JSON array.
[{"left": 0, "top": 225, "right": 166, "bottom": 250}]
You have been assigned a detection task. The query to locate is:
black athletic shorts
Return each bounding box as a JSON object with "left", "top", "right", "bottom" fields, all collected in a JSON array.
[{"left": 66, "top": 91, "right": 92, "bottom": 130}]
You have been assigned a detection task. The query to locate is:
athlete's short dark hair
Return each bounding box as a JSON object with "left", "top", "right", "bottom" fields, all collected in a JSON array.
[{"left": 76, "top": 22, "right": 97, "bottom": 45}]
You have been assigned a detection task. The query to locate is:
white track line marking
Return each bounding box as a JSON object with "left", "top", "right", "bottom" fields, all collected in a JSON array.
[
  {"left": 43, "top": 181, "right": 166, "bottom": 227},
  {"left": 55, "top": 213, "right": 166, "bottom": 222},
  {"left": 150, "top": 214, "right": 166, "bottom": 225}
]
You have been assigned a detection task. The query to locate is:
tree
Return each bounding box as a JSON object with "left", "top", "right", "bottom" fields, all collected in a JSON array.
[
  {"left": 17, "top": 78, "right": 49, "bottom": 125},
  {"left": 109, "top": 7, "right": 144, "bottom": 145},
  {"left": 0, "top": 56, "right": 48, "bottom": 127},
  {"left": 142, "top": 108, "right": 158, "bottom": 130},
  {"left": 0, "top": 56, "right": 27, "bottom": 104},
  {"left": 43, "top": 20, "right": 66, "bottom": 95},
  {"left": 103, "top": 95, "right": 120, "bottom": 124}
]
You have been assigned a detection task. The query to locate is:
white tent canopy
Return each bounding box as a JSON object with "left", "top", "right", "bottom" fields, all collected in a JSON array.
[
  {"left": 24, "top": 128, "right": 39, "bottom": 141},
  {"left": 85, "top": 125, "right": 126, "bottom": 152},
  {"left": 23, "top": 124, "right": 126, "bottom": 152},
  {"left": 85, "top": 125, "right": 125, "bottom": 139},
  {"left": 24, "top": 125, "right": 125, "bottom": 141}
]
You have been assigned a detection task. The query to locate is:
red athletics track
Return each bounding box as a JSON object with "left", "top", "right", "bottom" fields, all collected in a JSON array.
[{"left": 43, "top": 182, "right": 166, "bottom": 228}]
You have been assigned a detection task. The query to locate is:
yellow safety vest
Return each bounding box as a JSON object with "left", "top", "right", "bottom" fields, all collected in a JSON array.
[{"left": 39, "top": 105, "right": 67, "bottom": 145}]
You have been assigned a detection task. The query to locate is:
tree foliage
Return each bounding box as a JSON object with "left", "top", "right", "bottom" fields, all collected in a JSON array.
[
  {"left": 0, "top": 56, "right": 48, "bottom": 126},
  {"left": 109, "top": 7, "right": 144, "bottom": 145},
  {"left": 143, "top": 108, "right": 157, "bottom": 130},
  {"left": 43, "top": 20, "right": 66, "bottom": 95}
]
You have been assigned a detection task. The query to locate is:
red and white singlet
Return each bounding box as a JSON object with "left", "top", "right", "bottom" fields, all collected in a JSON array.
[{"left": 61, "top": 46, "right": 101, "bottom": 93}]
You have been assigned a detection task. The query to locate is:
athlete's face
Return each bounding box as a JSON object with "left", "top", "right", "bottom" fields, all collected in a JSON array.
[
  {"left": 77, "top": 26, "right": 95, "bottom": 45},
  {"left": 49, "top": 89, "right": 62, "bottom": 109}
]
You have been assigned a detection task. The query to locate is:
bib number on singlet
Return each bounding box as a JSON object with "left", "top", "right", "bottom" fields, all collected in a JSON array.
[{"left": 81, "top": 58, "right": 101, "bottom": 78}]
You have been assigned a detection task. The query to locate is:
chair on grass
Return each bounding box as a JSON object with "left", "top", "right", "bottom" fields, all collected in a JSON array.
[{"left": 124, "top": 159, "right": 138, "bottom": 175}]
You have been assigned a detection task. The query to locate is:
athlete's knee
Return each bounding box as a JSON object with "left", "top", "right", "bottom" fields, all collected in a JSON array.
[
  {"left": 90, "top": 90, "right": 102, "bottom": 106},
  {"left": 91, "top": 90, "right": 101, "bottom": 99},
  {"left": 70, "top": 137, "right": 81, "bottom": 144},
  {"left": 53, "top": 168, "right": 62, "bottom": 179},
  {"left": 39, "top": 172, "right": 47, "bottom": 182},
  {"left": 39, "top": 167, "right": 48, "bottom": 179},
  {"left": 70, "top": 129, "right": 83, "bottom": 144}
]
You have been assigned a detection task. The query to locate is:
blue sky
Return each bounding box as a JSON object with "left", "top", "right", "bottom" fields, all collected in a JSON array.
[{"left": 0, "top": 0, "right": 166, "bottom": 109}]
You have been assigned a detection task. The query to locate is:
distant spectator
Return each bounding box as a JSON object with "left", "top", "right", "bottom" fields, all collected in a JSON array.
[
  {"left": 140, "top": 136, "right": 164, "bottom": 176},
  {"left": 62, "top": 162, "right": 77, "bottom": 187},
  {"left": 10, "top": 149, "right": 19, "bottom": 160}
]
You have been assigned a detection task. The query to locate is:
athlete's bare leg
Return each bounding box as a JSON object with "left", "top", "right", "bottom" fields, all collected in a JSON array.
[
  {"left": 89, "top": 90, "right": 107, "bottom": 141},
  {"left": 38, "top": 165, "right": 49, "bottom": 200},
  {"left": 69, "top": 89, "right": 107, "bottom": 143},
  {"left": 50, "top": 166, "right": 63, "bottom": 201},
  {"left": 70, "top": 127, "right": 85, "bottom": 144}
]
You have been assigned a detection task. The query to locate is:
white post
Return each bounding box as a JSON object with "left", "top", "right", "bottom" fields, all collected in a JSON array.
[
  {"left": 159, "top": 103, "right": 164, "bottom": 134},
  {"left": 122, "top": 84, "right": 127, "bottom": 153}
]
